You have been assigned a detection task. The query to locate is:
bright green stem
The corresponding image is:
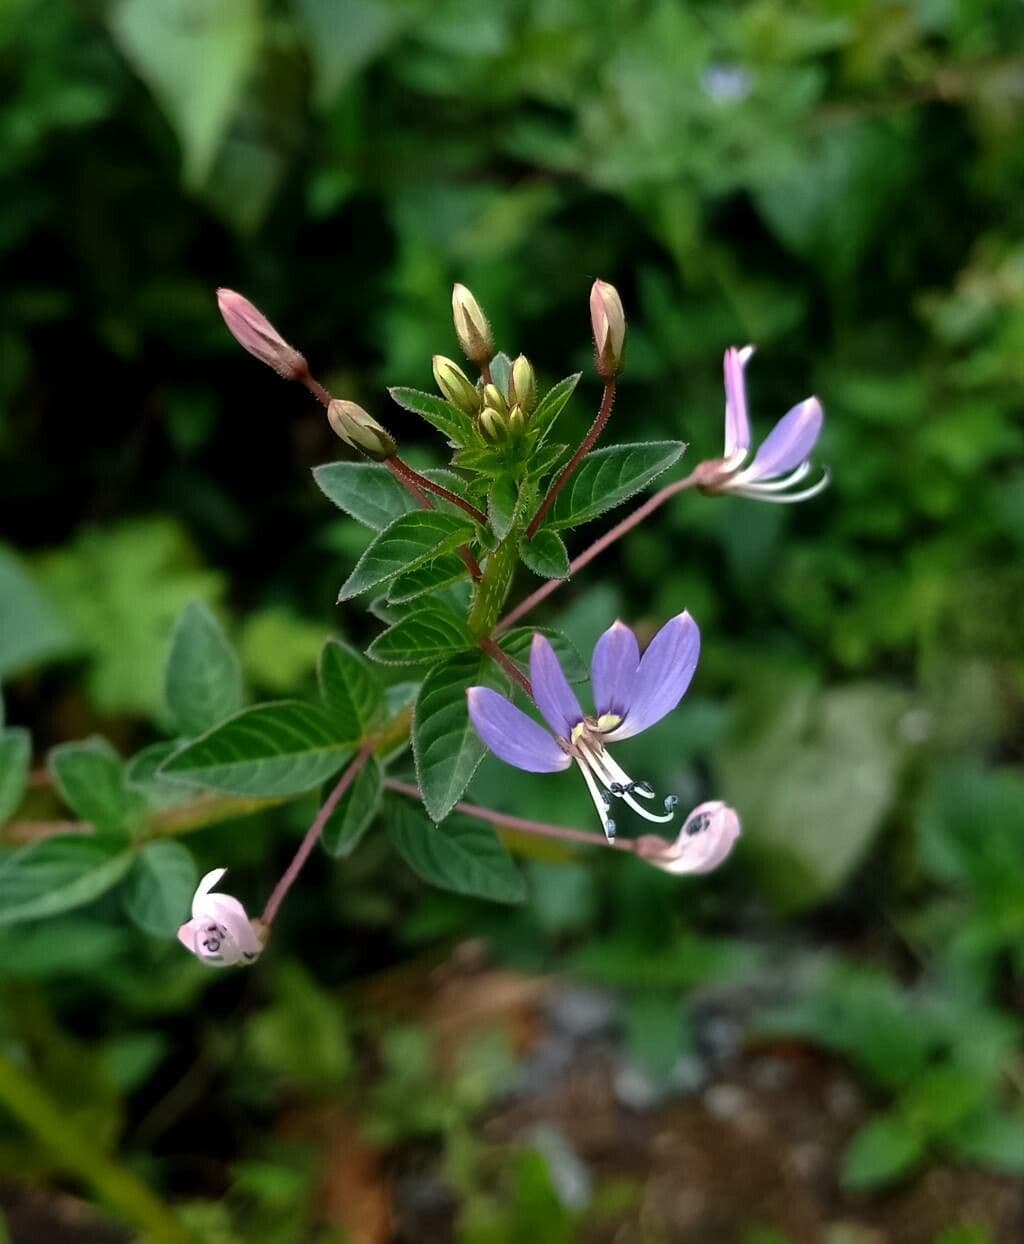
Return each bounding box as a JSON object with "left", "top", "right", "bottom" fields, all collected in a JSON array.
[
  {"left": 468, "top": 536, "right": 520, "bottom": 636},
  {"left": 0, "top": 1053, "right": 199, "bottom": 1244}
]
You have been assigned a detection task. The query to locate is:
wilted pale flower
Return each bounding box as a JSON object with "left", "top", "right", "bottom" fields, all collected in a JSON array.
[
  {"left": 216, "top": 289, "right": 306, "bottom": 381},
  {"left": 701, "top": 63, "right": 752, "bottom": 104},
  {"left": 177, "top": 869, "right": 263, "bottom": 968},
  {"left": 468, "top": 616, "right": 700, "bottom": 841},
  {"left": 635, "top": 801, "right": 740, "bottom": 875},
  {"left": 696, "top": 346, "right": 829, "bottom": 502},
  {"left": 590, "top": 279, "right": 626, "bottom": 379}
]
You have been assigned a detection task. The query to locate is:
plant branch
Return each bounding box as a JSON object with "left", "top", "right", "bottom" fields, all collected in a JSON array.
[
  {"left": 525, "top": 380, "right": 616, "bottom": 539},
  {"left": 262, "top": 742, "right": 375, "bottom": 924},
  {"left": 387, "top": 455, "right": 487, "bottom": 526},
  {"left": 479, "top": 636, "right": 533, "bottom": 698},
  {"left": 496, "top": 466, "right": 702, "bottom": 634},
  {"left": 386, "top": 779, "right": 636, "bottom": 852}
]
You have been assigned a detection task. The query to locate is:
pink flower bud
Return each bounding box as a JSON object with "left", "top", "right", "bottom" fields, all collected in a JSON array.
[
  {"left": 177, "top": 868, "right": 264, "bottom": 968},
  {"left": 635, "top": 801, "right": 740, "bottom": 875},
  {"left": 590, "top": 279, "right": 626, "bottom": 379},
  {"left": 216, "top": 289, "right": 307, "bottom": 381}
]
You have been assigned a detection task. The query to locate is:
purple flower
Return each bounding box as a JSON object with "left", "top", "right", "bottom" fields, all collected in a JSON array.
[
  {"left": 697, "top": 345, "right": 829, "bottom": 503},
  {"left": 635, "top": 801, "right": 741, "bottom": 875},
  {"left": 467, "top": 614, "right": 700, "bottom": 841}
]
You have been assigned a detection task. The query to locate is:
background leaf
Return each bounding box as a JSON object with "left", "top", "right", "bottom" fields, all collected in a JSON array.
[
  {"left": 48, "top": 737, "right": 139, "bottom": 834},
  {"left": 161, "top": 701, "right": 353, "bottom": 797},
  {"left": 386, "top": 798, "right": 526, "bottom": 904},
  {"left": 165, "top": 599, "right": 244, "bottom": 737},
  {"left": 0, "top": 729, "right": 30, "bottom": 826},
  {"left": 0, "top": 837, "right": 135, "bottom": 926},
  {"left": 122, "top": 840, "right": 197, "bottom": 938}
]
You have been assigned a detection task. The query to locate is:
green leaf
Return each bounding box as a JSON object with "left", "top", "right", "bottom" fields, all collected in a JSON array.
[
  {"left": 519, "top": 530, "right": 569, "bottom": 579},
  {"left": 488, "top": 475, "right": 521, "bottom": 541},
  {"left": 955, "top": 1110, "right": 1024, "bottom": 1174},
  {"left": 715, "top": 677, "right": 910, "bottom": 910},
  {"left": 413, "top": 651, "right": 507, "bottom": 823},
  {"left": 526, "top": 441, "right": 569, "bottom": 479},
  {"left": 313, "top": 463, "right": 469, "bottom": 531},
  {"left": 0, "top": 837, "right": 135, "bottom": 926},
  {"left": 387, "top": 798, "right": 526, "bottom": 904},
  {"left": 0, "top": 729, "right": 30, "bottom": 826},
  {"left": 318, "top": 639, "right": 384, "bottom": 739},
  {"left": 500, "top": 628, "right": 587, "bottom": 684},
  {"left": 338, "top": 512, "right": 475, "bottom": 601},
  {"left": 298, "top": 0, "right": 409, "bottom": 110},
  {"left": 48, "top": 738, "right": 139, "bottom": 834},
  {"left": 160, "top": 701, "right": 353, "bottom": 797},
  {"left": 387, "top": 554, "right": 468, "bottom": 604},
  {"left": 388, "top": 387, "right": 475, "bottom": 447},
  {"left": 125, "top": 742, "right": 192, "bottom": 812},
  {"left": 0, "top": 546, "right": 74, "bottom": 680},
  {"left": 122, "top": 840, "right": 197, "bottom": 938},
  {"left": 164, "top": 600, "right": 243, "bottom": 737},
  {"left": 530, "top": 373, "right": 580, "bottom": 444},
  {"left": 321, "top": 756, "right": 383, "bottom": 857},
  {"left": 368, "top": 604, "right": 475, "bottom": 666},
  {"left": 489, "top": 352, "right": 513, "bottom": 397},
  {"left": 108, "top": 0, "right": 261, "bottom": 187},
  {"left": 842, "top": 1114, "right": 926, "bottom": 1190},
  {"left": 546, "top": 442, "right": 685, "bottom": 531}
]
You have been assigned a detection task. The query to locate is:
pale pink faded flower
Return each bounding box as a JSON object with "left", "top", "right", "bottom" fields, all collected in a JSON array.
[
  {"left": 635, "top": 801, "right": 741, "bottom": 875},
  {"left": 216, "top": 289, "right": 307, "bottom": 381},
  {"left": 177, "top": 868, "right": 263, "bottom": 968},
  {"left": 590, "top": 279, "right": 626, "bottom": 379}
]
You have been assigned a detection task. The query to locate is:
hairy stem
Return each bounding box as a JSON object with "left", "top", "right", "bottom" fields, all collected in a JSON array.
[
  {"left": 526, "top": 380, "right": 616, "bottom": 539},
  {"left": 385, "top": 779, "right": 636, "bottom": 852},
  {"left": 496, "top": 467, "right": 701, "bottom": 634},
  {"left": 387, "top": 456, "right": 488, "bottom": 526},
  {"left": 0, "top": 1053, "right": 198, "bottom": 1244},
  {"left": 479, "top": 637, "right": 533, "bottom": 698},
  {"left": 262, "top": 742, "right": 375, "bottom": 924}
]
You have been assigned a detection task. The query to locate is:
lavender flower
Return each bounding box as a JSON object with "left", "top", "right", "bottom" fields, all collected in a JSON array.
[
  {"left": 467, "top": 615, "right": 700, "bottom": 841},
  {"left": 635, "top": 801, "right": 740, "bottom": 874},
  {"left": 177, "top": 869, "right": 263, "bottom": 968},
  {"left": 697, "top": 345, "right": 829, "bottom": 502}
]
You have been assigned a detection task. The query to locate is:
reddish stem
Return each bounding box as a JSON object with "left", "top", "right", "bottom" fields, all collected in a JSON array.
[
  {"left": 388, "top": 456, "right": 487, "bottom": 526},
  {"left": 384, "top": 458, "right": 483, "bottom": 582},
  {"left": 385, "top": 779, "right": 636, "bottom": 852},
  {"left": 495, "top": 467, "right": 701, "bottom": 635},
  {"left": 479, "top": 637, "right": 533, "bottom": 699},
  {"left": 262, "top": 743, "right": 374, "bottom": 924},
  {"left": 525, "top": 380, "right": 616, "bottom": 539}
]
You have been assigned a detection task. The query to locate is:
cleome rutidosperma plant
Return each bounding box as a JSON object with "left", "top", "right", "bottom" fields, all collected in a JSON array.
[{"left": 0, "top": 281, "right": 827, "bottom": 968}]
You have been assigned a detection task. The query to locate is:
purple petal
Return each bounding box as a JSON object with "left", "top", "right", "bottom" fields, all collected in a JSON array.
[
  {"left": 606, "top": 611, "right": 700, "bottom": 741},
  {"left": 747, "top": 396, "right": 823, "bottom": 480},
  {"left": 529, "top": 633, "right": 584, "bottom": 737},
  {"left": 591, "top": 620, "right": 640, "bottom": 719},
  {"left": 467, "top": 687, "right": 571, "bottom": 773},
  {"left": 723, "top": 347, "right": 752, "bottom": 457}
]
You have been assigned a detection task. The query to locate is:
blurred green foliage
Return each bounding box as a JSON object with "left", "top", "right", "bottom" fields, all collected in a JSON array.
[{"left": 2, "top": 0, "right": 1024, "bottom": 1238}]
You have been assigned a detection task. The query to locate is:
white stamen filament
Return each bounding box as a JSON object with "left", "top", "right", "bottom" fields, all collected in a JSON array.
[
  {"left": 575, "top": 757, "right": 616, "bottom": 840},
  {"left": 578, "top": 741, "right": 675, "bottom": 825},
  {"left": 730, "top": 459, "right": 812, "bottom": 492},
  {"left": 729, "top": 467, "right": 830, "bottom": 504}
]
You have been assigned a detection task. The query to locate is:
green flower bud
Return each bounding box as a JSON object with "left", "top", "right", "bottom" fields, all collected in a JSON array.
[
  {"left": 452, "top": 283, "right": 495, "bottom": 368},
  {"left": 510, "top": 355, "right": 536, "bottom": 413},
  {"left": 432, "top": 355, "right": 481, "bottom": 414},
  {"left": 590, "top": 279, "right": 626, "bottom": 379},
  {"left": 482, "top": 384, "right": 508, "bottom": 416},
  {"left": 507, "top": 404, "right": 527, "bottom": 438},
  {"left": 479, "top": 409, "right": 507, "bottom": 443},
  {"left": 327, "top": 399, "right": 396, "bottom": 461}
]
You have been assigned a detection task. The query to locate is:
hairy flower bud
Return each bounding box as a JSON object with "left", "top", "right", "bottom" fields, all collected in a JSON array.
[
  {"left": 590, "top": 279, "right": 626, "bottom": 380},
  {"left": 433, "top": 355, "right": 481, "bottom": 414},
  {"left": 482, "top": 383, "right": 507, "bottom": 417},
  {"left": 510, "top": 354, "right": 536, "bottom": 413},
  {"left": 328, "top": 399, "right": 396, "bottom": 461},
  {"left": 452, "top": 283, "right": 495, "bottom": 368},
  {"left": 217, "top": 289, "right": 306, "bottom": 381},
  {"left": 479, "top": 408, "right": 508, "bottom": 443},
  {"left": 507, "top": 404, "right": 527, "bottom": 438}
]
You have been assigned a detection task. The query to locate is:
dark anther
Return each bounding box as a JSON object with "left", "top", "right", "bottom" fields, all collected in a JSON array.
[
  {"left": 634, "top": 780, "right": 655, "bottom": 797},
  {"left": 686, "top": 811, "right": 709, "bottom": 836},
  {"left": 609, "top": 782, "right": 625, "bottom": 795}
]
